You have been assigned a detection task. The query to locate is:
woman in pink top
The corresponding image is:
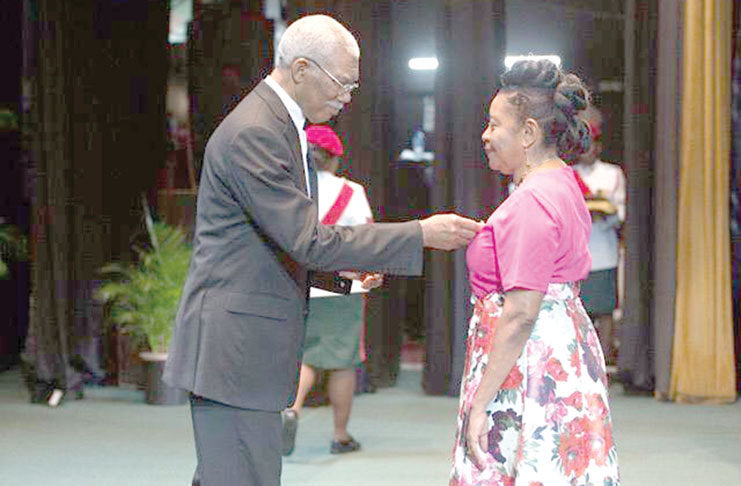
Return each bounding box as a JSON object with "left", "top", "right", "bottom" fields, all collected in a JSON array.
[{"left": 450, "top": 60, "right": 620, "bottom": 486}]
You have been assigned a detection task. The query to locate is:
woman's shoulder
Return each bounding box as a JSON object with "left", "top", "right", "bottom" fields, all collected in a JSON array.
[
  {"left": 491, "top": 185, "right": 552, "bottom": 227},
  {"left": 525, "top": 167, "right": 581, "bottom": 200},
  {"left": 502, "top": 168, "right": 582, "bottom": 220}
]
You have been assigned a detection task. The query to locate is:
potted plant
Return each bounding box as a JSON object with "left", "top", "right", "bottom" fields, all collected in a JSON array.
[
  {"left": 0, "top": 223, "right": 28, "bottom": 371},
  {"left": 96, "top": 218, "right": 191, "bottom": 405},
  {"left": 0, "top": 223, "right": 27, "bottom": 280}
]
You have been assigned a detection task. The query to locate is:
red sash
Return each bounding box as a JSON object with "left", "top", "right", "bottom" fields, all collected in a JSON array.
[
  {"left": 321, "top": 183, "right": 354, "bottom": 225},
  {"left": 572, "top": 168, "right": 592, "bottom": 198}
]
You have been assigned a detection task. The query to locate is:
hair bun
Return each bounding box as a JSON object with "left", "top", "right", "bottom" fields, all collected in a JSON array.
[
  {"left": 554, "top": 74, "right": 589, "bottom": 117},
  {"left": 501, "top": 59, "right": 562, "bottom": 90},
  {"left": 499, "top": 59, "right": 592, "bottom": 159}
]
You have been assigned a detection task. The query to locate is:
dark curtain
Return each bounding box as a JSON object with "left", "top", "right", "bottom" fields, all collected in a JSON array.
[
  {"left": 429, "top": 0, "right": 506, "bottom": 395},
  {"left": 732, "top": 0, "right": 741, "bottom": 392},
  {"left": 286, "top": 1, "right": 507, "bottom": 394},
  {"left": 0, "top": 0, "right": 28, "bottom": 371},
  {"left": 652, "top": 0, "right": 682, "bottom": 398},
  {"left": 287, "top": 0, "right": 402, "bottom": 388},
  {"left": 21, "top": 0, "right": 169, "bottom": 401},
  {"left": 617, "top": 0, "right": 658, "bottom": 393},
  {"left": 189, "top": 0, "right": 273, "bottom": 182}
]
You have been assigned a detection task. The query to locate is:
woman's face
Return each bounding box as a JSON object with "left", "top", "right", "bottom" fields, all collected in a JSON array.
[{"left": 481, "top": 93, "right": 526, "bottom": 175}]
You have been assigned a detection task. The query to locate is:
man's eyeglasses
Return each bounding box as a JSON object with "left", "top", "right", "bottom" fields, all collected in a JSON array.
[{"left": 304, "top": 57, "right": 359, "bottom": 95}]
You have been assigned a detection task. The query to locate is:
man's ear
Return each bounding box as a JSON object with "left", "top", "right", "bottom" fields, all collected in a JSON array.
[{"left": 291, "top": 58, "right": 310, "bottom": 85}]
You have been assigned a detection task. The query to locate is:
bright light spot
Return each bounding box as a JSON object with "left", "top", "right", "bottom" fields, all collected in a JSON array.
[
  {"left": 504, "top": 55, "right": 562, "bottom": 69},
  {"left": 169, "top": 0, "right": 193, "bottom": 44},
  {"left": 408, "top": 57, "right": 439, "bottom": 71}
]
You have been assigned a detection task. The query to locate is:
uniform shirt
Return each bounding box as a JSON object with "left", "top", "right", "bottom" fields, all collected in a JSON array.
[
  {"left": 310, "top": 170, "right": 374, "bottom": 297},
  {"left": 573, "top": 159, "right": 626, "bottom": 271}
]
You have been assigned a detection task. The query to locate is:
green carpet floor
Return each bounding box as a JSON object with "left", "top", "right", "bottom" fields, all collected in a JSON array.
[{"left": 1, "top": 366, "right": 739, "bottom": 485}]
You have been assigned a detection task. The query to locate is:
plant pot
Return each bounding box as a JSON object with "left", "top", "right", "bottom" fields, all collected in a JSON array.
[{"left": 139, "top": 352, "right": 188, "bottom": 405}]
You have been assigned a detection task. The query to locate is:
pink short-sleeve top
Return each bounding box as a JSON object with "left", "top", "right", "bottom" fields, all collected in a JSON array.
[{"left": 466, "top": 167, "right": 592, "bottom": 298}]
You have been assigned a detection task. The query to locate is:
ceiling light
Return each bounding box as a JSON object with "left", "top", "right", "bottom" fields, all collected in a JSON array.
[{"left": 408, "top": 57, "right": 439, "bottom": 71}]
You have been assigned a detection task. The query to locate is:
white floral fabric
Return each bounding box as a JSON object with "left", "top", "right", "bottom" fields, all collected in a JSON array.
[{"left": 451, "top": 283, "right": 620, "bottom": 486}]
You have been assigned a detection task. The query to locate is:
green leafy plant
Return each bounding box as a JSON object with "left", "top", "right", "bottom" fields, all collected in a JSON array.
[
  {"left": 0, "top": 108, "right": 19, "bottom": 131},
  {"left": 95, "top": 221, "right": 191, "bottom": 354},
  {"left": 0, "top": 224, "right": 28, "bottom": 280}
]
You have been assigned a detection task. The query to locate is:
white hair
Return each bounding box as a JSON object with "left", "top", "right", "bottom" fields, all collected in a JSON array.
[{"left": 276, "top": 14, "right": 359, "bottom": 69}]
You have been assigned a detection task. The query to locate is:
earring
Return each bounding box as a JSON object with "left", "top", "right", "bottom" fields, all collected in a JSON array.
[{"left": 519, "top": 148, "right": 533, "bottom": 186}]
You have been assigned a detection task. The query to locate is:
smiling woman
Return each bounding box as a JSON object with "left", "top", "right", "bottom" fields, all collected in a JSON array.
[{"left": 451, "top": 59, "right": 619, "bottom": 486}]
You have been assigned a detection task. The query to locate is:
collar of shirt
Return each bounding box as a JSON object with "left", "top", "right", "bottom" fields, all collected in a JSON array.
[
  {"left": 264, "top": 75, "right": 310, "bottom": 196},
  {"left": 575, "top": 158, "right": 601, "bottom": 175}
]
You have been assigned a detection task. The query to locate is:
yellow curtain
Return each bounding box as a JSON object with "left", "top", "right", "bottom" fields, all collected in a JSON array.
[{"left": 671, "top": 0, "right": 736, "bottom": 403}]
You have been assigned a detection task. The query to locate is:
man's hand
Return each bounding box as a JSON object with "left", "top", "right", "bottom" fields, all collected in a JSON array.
[
  {"left": 419, "top": 214, "right": 484, "bottom": 251},
  {"left": 338, "top": 271, "right": 384, "bottom": 290}
]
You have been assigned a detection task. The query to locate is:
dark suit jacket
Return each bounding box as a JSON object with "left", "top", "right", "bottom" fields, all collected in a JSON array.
[{"left": 163, "top": 80, "right": 423, "bottom": 411}]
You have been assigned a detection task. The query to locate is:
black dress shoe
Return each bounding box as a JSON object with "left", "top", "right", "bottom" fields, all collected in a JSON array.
[{"left": 281, "top": 409, "right": 298, "bottom": 456}]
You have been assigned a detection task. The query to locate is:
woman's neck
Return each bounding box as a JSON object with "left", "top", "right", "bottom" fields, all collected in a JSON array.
[{"left": 515, "top": 152, "right": 565, "bottom": 186}]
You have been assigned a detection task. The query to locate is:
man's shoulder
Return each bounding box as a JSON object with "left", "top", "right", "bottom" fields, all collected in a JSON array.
[
  {"left": 209, "top": 83, "right": 290, "bottom": 145},
  {"left": 227, "top": 82, "right": 284, "bottom": 127}
]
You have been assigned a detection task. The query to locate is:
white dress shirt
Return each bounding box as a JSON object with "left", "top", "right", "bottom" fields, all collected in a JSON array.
[
  {"left": 264, "top": 76, "right": 310, "bottom": 196},
  {"left": 310, "top": 171, "right": 374, "bottom": 297}
]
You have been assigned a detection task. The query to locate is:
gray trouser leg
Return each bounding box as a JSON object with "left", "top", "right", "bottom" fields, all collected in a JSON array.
[{"left": 190, "top": 394, "right": 282, "bottom": 486}]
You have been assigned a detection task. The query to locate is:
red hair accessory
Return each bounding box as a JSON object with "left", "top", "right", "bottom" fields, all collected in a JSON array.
[
  {"left": 305, "top": 125, "right": 344, "bottom": 157},
  {"left": 588, "top": 120, "right": 602, "bottom": 141}
]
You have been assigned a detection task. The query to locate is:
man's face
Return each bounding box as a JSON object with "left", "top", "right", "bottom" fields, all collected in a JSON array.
[{"left": 294, "top": 49, "right": 359, "bottom": 123}]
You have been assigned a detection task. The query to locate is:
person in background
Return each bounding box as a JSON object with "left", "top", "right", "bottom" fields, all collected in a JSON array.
[
  {"left": 281, "top": 125, "right": 373, "bottom": 456},
  {"left": 573, "top": 106, "right": 626, "bottom": 364},
  {"left": 453, "top": 59, "right": 619, "bottom": 485}
]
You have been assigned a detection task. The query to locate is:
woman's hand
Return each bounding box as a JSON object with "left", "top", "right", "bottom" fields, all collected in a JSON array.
[
  {"left": 465, "top": 405, "right": 489, "bottom": 470},
  {"left": 359, "top": 272, "right": 383, "bottom": 289}
]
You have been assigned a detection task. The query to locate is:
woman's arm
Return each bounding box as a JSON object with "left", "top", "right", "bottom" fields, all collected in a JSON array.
[{"left": 466, "top": 288, "right": 544, "bottom": 469}]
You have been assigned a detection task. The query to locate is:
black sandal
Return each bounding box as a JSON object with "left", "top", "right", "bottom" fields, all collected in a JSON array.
[{"left": 330, "top": 436, "right": 361, "bottom": 454}]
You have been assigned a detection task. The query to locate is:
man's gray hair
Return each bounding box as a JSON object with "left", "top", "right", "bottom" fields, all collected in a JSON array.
[{"left": 276, "top": 14, "right": 359, "bottom": 69}]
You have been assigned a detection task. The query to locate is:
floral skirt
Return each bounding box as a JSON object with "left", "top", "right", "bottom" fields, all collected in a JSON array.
[{"left": 451, "top": 283, "right": 620, "bottom": 486}]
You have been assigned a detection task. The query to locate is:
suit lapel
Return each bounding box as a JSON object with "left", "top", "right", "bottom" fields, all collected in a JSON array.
[{"left": 254, "top": 81, "right": 310, "bottom": 196}]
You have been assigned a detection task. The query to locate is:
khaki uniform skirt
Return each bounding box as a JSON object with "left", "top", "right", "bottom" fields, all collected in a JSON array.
[{"left": 302, "top": 293, "right": 364, "bottom": 370}]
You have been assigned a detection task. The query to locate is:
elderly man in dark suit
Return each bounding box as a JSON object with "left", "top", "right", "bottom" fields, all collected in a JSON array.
[{"left": 163, "top": 14, "right": 482, "bottom": 486}]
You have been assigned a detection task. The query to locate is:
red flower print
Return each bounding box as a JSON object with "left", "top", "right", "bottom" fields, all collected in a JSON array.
[
  {"left": 566, "top": 416, "right": 591, "bottom": 436},
  {"left": 586, "top": 393, "right": 608, "bottom": 419},
  {"left": 588, "top": 420, "right": 613, "bottom": 466},
  {"left": 558, "top": 429, "right": 591, "bottom": 478},
  {"left": 545, "top": 357, "right": 568, "bottom": 381},
  {"left": 563, "top": 391, "right": 583, "bottom": 409},
  {"left": 545, "top": 399, "right": 568, "bottom": 425},
  {"left": 500, "top": 474, "right": 515, "bottom": 486},
  {"left": 570, "top": 347, "right": 582, "bottom": 377},
  {"left": 501, "top": 365, "right": 524, "bottom": 390}
]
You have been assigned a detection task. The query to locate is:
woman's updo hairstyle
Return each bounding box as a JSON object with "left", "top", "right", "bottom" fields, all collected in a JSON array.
[{"left": 500, "top": 59, "right": 592, "bottom": 159}]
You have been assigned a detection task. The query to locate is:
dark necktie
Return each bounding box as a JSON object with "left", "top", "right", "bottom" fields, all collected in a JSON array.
[{"left": 307, "top": 150, "right": 318, "bottom": 201}]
